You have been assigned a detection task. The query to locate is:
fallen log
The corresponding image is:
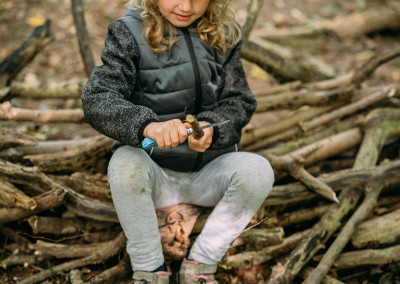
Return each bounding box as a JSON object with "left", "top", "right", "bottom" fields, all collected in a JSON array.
[
  {"left": 53, "top": 172, "right": 111, "bottom": 202},
  {"left": 24, "top": 134, "right": 113, "bottom": 173},
  {"left": 242, "top": 104, "right": 337, "bottom": 147},
  {"left": 241, "top": 39, "right": 330, "bottom": 83},
  {"left": 261, "top": 204, "right": 332, "bottom": 229},
  {"left": 34, "top": 239, "right": 119, "bottom": 259},
  {"left": 220, "top": 229, "right": 310, "bottom": 270},
  {"left": 261, "top": 115, "right": 361, "bottom": 156},
  {"left": 8, "top": 79, "right": 86, "bottom": 100},
  {"left": 27, "top": 215, "right": 114, "bottom": 236},
  {"left": 351, "top": 208, "right": 400, "bottom": 248},
  {"left": 0, "top": 181, "right": 37, "bottom": 210},
  {"left": 255, "top": 2, "right": 400, "bottom": 40},
  {"left": 11, "top": 138, "right": 90, "bottom": 155},
  {"left": 0, "top": 188, "right": 66, "bottom": 224},
  {"left": 231, "top": 227, "right": 285, "bottom": 250},
  {"left": 0, "top": 101, "right": 85, "bottom": 123},
  {"left": 333, "top": 244, "right": 400, "bottom": 269}
]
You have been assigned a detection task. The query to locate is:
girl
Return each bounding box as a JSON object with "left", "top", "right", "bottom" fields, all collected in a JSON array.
[{"left": 81, "top": 0, "right": 274, "bottom": 283}]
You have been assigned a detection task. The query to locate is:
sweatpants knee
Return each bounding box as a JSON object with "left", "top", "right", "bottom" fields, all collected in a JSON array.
[
  {"left": 107, "top": 146, "right": 153, "bottom": 194},
  {"left": 231, "top": 152, "right": 275, "bottom": 199}
]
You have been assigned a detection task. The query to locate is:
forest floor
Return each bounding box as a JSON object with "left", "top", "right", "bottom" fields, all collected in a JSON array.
[{"left": 1, "top": 0, "right": 400, "bottom": 283}]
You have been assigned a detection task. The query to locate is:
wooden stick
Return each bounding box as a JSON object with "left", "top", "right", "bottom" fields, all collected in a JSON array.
[
  {"left": 27, "top": 215, "right": 114, "bottom": 236},
  {"left": 231, "top": 227, "right": 285, "bottom": 250},
  {"left": 220, "top": 229, "right": 310, "bottom": 270},
  {"left": 242, "top": 105, "right": 336, "bottom": 147},
  {"left": 351, "top": 208, "right": 400, "bottom": 248},
  {"left": 88, "top": 252, "right": 131, "bottom": 283},
  {"left": 0, "top": 188, "right": 66, "bottom": 224},
  {"left": 264, "top": 115, "right": 361, "bottom": 156},
  {"left": 34, "top": 239, "right": 120, "bottom": 259},
  {"left": 71, "top": 0, "right": 94, "bottom": 76},
  {"left": 186, "top": 114, "right": 204, "bottom": 140},
  {"left": 0, "top": 20, "right": 53, "bottom": 89},
  {"left": 9, "top": 79, "right": 86, "bottom": 100},
  {"left": 333, "top": 244, "right": 400, "bottom": 269},
  {"left": 241, "top": 39, "right": 330, "bottom": 83},
  {"left": 18, "top": 232, "right": 126, "bottom": 284},
  {"left": 264, "top": 128, "right": 364, "bottom": 202},
  {"left": 0, "top": 101, "right": 85, "bottom": 123},
  {"left": 0, "top": 181, "right": 37, "bottom": 210},
  {"left": 261, "top": 204, "right": 332, "bottom": 229}
]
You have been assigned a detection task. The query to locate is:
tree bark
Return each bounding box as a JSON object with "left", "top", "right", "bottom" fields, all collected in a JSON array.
[
  {"left": 0, "top": 188, "right": 66, "bottom": 224},
  {"left": 0, "top": 181, "right": 37, "bottom": 210},
  {"left": 24, "top": 135, "right": 113, "bottom": 173},
  {"left": 221, "top": 229, "right": 310, "bottom": 270},
  {"left": 333, "top": 244, "right": 400, "bottom": 269},
  {"left": 351, "top": 208, "right": 400, "bottom": 248}
]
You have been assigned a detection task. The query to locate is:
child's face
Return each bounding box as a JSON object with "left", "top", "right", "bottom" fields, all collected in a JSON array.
[{"left": 158, "top": 0, "right": 210, "bottom": 27}]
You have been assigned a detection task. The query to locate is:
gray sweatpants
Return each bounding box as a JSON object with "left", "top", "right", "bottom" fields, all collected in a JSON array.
[{"left": 107, "top": 146, "right": 274, "bottom": 271}]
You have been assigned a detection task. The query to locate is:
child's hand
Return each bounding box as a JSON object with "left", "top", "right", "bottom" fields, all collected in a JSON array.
[
  {"left": 143, "top": 119, "right": 188, "bottom": 149},
  {"left": 186, "top": 121, "right": 213, "bottom": 152}
]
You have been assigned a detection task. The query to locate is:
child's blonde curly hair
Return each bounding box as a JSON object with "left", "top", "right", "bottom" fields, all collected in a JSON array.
[{"left": 128, "top": 0, "right": 241, "bottom": 54}]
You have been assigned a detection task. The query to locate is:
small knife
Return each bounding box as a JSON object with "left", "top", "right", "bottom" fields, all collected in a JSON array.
[{"left": 141, "top": 120, "right": 230, "bottom": 149}]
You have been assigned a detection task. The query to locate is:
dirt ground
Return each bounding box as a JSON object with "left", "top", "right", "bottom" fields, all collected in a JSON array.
[{"left": 1, "top": 0, "right": 400, "bottom": 283}]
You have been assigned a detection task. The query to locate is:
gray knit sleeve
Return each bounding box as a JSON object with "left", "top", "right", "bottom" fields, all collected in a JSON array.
[
  {"left": 196, "top": 41, "right": 257, "bottom": 149},
  {"left": 81, "top": 21, "right": 158, "bottom": 148}
]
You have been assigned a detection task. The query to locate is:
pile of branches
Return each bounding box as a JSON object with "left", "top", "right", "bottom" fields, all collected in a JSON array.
[{"left": 1, "top": 0, "right": 400, "bottom": 283}]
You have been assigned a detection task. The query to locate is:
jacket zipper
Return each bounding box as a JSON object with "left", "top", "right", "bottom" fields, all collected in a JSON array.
[{"left": 182, "top": 28, "right": 203, "bottom": 170}]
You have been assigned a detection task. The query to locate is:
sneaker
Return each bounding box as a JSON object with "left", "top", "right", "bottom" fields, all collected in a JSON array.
[
  {"left": 178, "top": 258, "right": 219, "bottom": 284},
  {"left": 132, "top": 270, "right": 170, "bottom": 284}
]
